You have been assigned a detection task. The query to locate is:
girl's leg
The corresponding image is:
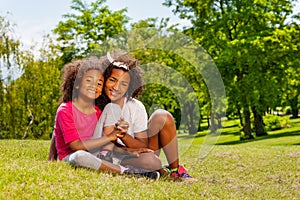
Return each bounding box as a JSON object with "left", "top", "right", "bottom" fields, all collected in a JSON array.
[
  {"left": 147, "top": 109, "right": 179, "bottom": 170},
  {"left": 67, "top": 150, "right": 122, "bottom": 174},
  {"left": 99, "top": 160, "right": 124, "bottom": 174},
  {"left": 65, "top": 150, "right": 160, "bottom": 180},
  {"left": 147, "top": 110, "right": 197, "bottom": 181},
  {"left": 120, "top": 152, "right": 162, "bottom": 171},
  {"left": 48, "top": 135, "right": 58, "bottom": 161}
]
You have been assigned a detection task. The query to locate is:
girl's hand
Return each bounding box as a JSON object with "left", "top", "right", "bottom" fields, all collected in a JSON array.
[
  {"left": 115, "top": 117, "right": 129, "bottom": 138},
  {"left": 107, "top": 131, "right": 117, "bottom": 142},
  {"left": 107, "top": 129, "right": 122, "bottom": 141},
  {"left": 127, "top": 148, "right": 153, "bottom": 157}
]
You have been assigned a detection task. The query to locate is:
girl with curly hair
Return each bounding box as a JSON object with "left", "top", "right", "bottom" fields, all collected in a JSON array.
[
  {"left": 49, "top": 56, "right": 160, "bottom": 180},
  {"left": 94, "top": 52, "right": 197, "bottom": 181}
]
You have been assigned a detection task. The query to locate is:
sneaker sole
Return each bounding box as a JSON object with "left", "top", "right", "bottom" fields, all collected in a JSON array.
[{"left": 140, "top": 171, "right": 160, "bottom": 181}]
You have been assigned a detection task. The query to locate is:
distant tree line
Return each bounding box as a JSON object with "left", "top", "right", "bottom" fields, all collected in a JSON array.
[{"left": 0, "top": 0, "right": 299, "bottom": 139}]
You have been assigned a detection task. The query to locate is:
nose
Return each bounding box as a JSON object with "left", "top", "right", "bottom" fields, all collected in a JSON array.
[
  {"left": 90, "top": 80, "right": 98, "bottom": 88},
  {"left": 112, "top": 82, "right": 120, "bottom": 90}
]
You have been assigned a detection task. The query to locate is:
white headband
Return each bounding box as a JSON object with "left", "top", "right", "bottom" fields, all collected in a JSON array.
[{"left": 106, "top": 52, "right": 129, "bottom": 70}]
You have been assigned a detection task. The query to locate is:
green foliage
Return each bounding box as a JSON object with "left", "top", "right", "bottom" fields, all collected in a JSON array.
[
  {"left": 125, "top": 19, "right": 225, "bottom": 134},
  {"left": 0, "top": 15, "right": 22, "bottom": 138},
  {"left": 132, "top": 43, "right": 207, "bottom": 134},
  {"left": 263, "top": 114, "right": 291, "bottom": 131},
  {"left": 0, "top": 28, "right": 62, "bottom": 139},
  {"left": 1, "top": 0, "right": 300, "bottom": 140},
  {"left": 53, "top": 0, "right": 129, "bottom": 64},
  {"left": 1, "top": 55, "right": 61, "bottom": 139},
  {"left": 0, "top": 15, "right": 21, "bottom": 70},
  {"left": 164, "top": 0, "right": 300, "bottom": 137},
  {"left": 283, "top": 106, "right": 292, "bottom": 115}
]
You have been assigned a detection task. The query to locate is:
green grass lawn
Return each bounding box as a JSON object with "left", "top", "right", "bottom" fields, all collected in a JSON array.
[{"left": 1, "top": 118, "right": 300, "bottom": 199}]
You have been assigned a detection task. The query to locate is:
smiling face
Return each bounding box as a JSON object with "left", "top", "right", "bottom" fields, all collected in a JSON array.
[
  {"left": 77, "top": 69, "right": 104, "bottom": 101},
  {"left": 104, "top": 68, "right": 130, "bottom": 106}
]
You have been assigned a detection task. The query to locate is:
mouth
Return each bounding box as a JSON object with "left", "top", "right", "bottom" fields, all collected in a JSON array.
[
  {"left": 87, "top": 89, "right": 97, "bottom": 94},
  {"left": 109, "top": 89, "right": 120, "bottom": 97}
]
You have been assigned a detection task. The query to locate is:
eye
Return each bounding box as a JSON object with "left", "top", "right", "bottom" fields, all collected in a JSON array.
[
  {"left": 85, "top": 78, "right": 92, "bottom": 82},
  {"left": 108, "top": 77, "right": 115, "bottom": 82},
  {"left": 121, "top": 82, "right": 128, "bottom": 87}
]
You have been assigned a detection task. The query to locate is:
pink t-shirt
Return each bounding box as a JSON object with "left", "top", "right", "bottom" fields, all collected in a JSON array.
[{"left": 54, "top": 101, "right": 102, "bottom": 160}]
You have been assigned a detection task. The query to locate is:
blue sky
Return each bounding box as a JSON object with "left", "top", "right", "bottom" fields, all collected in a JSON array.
[{"left": 0, "top": 0, "right": 187, "bottom": 50}]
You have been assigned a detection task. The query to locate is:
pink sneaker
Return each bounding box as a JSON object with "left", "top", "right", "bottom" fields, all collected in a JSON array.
[{"left": 169, "top": 165, "right": 198, "bottom": 182}]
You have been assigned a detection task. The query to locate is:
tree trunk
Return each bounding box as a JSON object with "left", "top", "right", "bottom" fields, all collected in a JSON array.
[
  {"left": 209, "top": 111, "right": 218, "bottom": 133},
  {"left": 289, "top": 96, "right": 299, "bottom": 118},
  {"left": 236, "top": 104, "right": 243, "bottom": 127},
  {"left": 251, "top": 106, "right": 268, "bottom": 136},
  {"left": 186, "top": 102, "right": 197, "bottom": 135},
  {"left": 207, "top": 113, "right": 210, "bottom": 128},
  {"left": 197, "top": 110, "right": 202, "bottom": 131},
  {"left": 217, "top": 115, "right": 222, "bottom": 128},
  {"left": 239, "top": 87, "right": 253, "bottom": 140},
  {"left": 23, "top": 109, "right": 34, "bottom": 139},
  {"left": 242, "top": 106, "right": 254, "bottom": 140}
]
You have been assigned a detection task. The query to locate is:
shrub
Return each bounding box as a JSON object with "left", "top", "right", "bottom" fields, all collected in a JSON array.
[{"left": 263, "top": 114, "right": 291, "bottom": 131}]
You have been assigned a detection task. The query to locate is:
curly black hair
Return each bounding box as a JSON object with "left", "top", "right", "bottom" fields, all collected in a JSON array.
[
  {"left": 97, "top": 52, "right": 144, "bottom": 110},
  {"left": 60, "top": 56, "right": 104, "bottom": 104}
]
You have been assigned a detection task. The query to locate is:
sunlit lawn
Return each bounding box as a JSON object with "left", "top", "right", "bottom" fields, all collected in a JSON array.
[{"left": 0, "top": 118, "right": 299, "bottom": 199}]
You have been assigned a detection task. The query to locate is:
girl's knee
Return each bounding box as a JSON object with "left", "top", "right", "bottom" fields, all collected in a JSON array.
[
  {"left": 69, "top": 150, "right": 88, "bottom": 164},
  {"left": 142, "top": 153, "right": 162, "bottom": 170},
  {"left": 151, "top": 109, "right": 168, "bottom": 119},
  {"left": 150, "top": 109, "right": 174, "bottom": 125}
]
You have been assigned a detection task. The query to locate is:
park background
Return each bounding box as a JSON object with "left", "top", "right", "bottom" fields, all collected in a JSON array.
[{"left": 1, "top": 0, "right": 300, "bottom": 199}]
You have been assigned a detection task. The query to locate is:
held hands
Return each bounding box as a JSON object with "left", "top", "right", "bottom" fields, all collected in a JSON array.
[
  {"left": 114, "top": 117, "right": 129, "bottom": 139},
  {"left": 108, "top": 117, "right": 129, "bottom": 141}
]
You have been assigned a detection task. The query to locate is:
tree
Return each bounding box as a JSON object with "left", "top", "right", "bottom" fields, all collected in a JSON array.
[
  {"left": 125, "top": 19, "right": 224, "bottom": 134},
  {"left": 53, "top": 0, "right": 129, "bottom": 64},
  {"left": 0, "top": 15, "right": 21, "bottom": 138},
  {"left": 280, "top": 23, "right": 300, "bottom": 118},
  {"left": 1, "top": 33, "right": 61, "bottom": 139},
  {"left": 164, "top": 0, "right": 298, "bottom": 138}
]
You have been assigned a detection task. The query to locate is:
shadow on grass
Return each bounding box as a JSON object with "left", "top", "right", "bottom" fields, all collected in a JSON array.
[
  {"left": 217, "top": 129, "right": 300, "bottom": 145},
  {"left": 178, "top": 126, "right": 241, "bottom": 139},
  {"left": 219, "top": 129, "right": 241, "bottom": 136},
  {"left": 222, "top": 123, "right": 240, "bottom": 129},
  {"left": 177, "top": 133, "right": 204, "bottom": 139}
]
